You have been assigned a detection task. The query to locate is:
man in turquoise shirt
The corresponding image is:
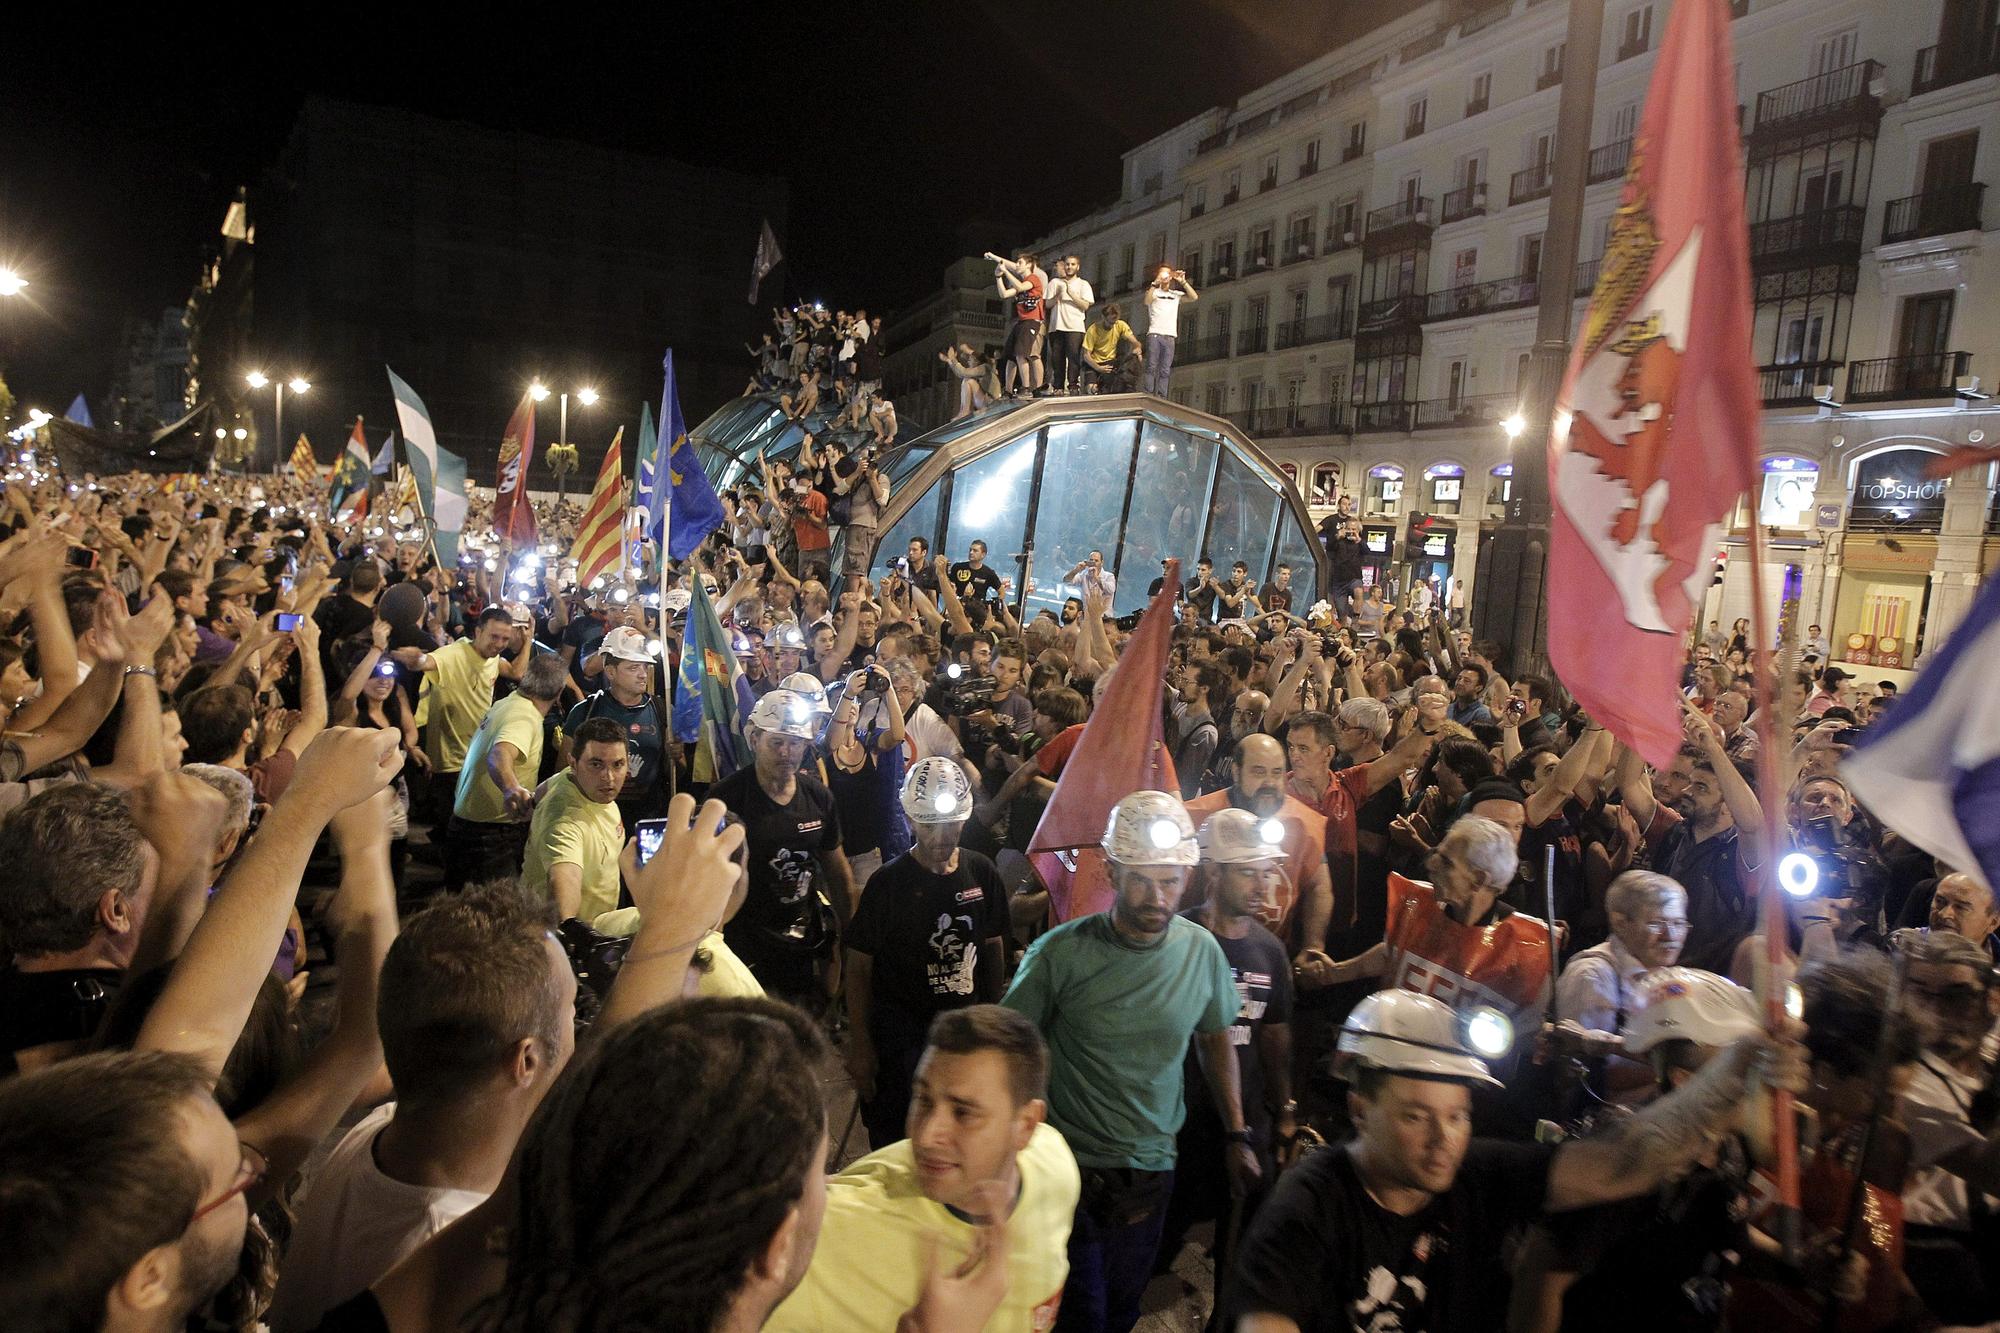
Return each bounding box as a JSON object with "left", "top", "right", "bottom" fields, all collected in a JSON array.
[{"left": 1003, "top": 790, "right": 1254, "bottom": 1333}]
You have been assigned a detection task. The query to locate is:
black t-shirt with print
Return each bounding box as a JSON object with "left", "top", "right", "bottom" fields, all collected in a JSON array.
[
  {"left": 846, "top": 850, "right": 1009, "bottom": 1042},
  {"left": 1226, "top": 1138, "right": 1555, "bottom": 1333},
  {"left": 711, "top": 767, "right": 843, "bottom": 965},
  {"left": 1181, "top": 914, "right": 1294, "bottom": 1141},
  {"left": 949, "top": 561, "right": 1002, "bottom": 607},
  {"left": 562, "top": 690, "right": 666, "bottom": 802}
]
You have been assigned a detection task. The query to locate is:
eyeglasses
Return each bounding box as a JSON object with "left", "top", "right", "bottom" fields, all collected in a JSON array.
[{"left": 191, "top": 1142, "right": 267, "bottom": 1223}]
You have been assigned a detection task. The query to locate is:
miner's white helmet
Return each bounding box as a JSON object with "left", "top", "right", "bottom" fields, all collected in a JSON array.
[
  {"left": 1101, "top": 790, "right": 1198, "bottom": 867},
  {"left": 901, "top": 757, "right": 974, "bottom": 825}
]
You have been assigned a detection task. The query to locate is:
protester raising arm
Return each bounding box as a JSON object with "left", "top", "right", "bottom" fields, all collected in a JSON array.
[
  {"left": 0, "top": 527, "right": 81, "bottom": 730},
  {"left": 1680, "top": 698, "right": 1766, "bottom": 866},
  {"left": 136, "top": 726, "right": 404, "bottom": 1079},
  {"left": 280, "top": 615, "right": 329, "bottom": 755},
  {"left": 234, "top": 786, "right": 401, "bottom": 1189},
  {"left": 931, "top": 556, "right": 974, "bottom": 637},
  {"left": 8, "top": 591, "right": 160, "bottom": 778},
  {"left": 90, "top": 589, "right": 179, "bottom": 788},
  {"left": 332, "top": 621, "right": 391, "bottom": 724},
  {"left": 1523, "top": 722, "right": 1609, "bottom": 827}
]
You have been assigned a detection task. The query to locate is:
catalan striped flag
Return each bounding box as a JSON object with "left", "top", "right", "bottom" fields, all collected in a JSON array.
[
  {"left": 288, "top": 434, "right": 318, "bottom": 479},
  {"left": 569, "top": 429, "right": 626, "bottom": 589}
]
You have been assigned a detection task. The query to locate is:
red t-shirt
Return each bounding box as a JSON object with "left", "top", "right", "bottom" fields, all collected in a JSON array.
[
  {"left": 1014, "top": 274, "right": 1046, "bottom": 322},
  {"left": 1182, "top": 789, "right": 1328, "bottom": 938},
  {"left": 1032, "top": 723, "right": 1086, "bottom": 778},
  {"left": 792, "top": 490, "right": 831, "bottom": 552}
]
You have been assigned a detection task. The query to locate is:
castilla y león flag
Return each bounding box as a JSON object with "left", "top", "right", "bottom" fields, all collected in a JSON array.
[
  {"left": 1548, "top": 0, "right": 1758, "bottom": 770},
  {"left": 493, "top": 389, "right": 538, "bottom": 547}
]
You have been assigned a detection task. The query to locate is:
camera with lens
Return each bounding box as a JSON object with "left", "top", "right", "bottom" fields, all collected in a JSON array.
[
  {"left": 1780, "top": 814, "right": 1889, "bottom": 922},
  {"left": 857, "top": 665, "right": 893, "bottom": 699},
  {"left": 937, "top": 661, "right": 994, "bottom": 716}
]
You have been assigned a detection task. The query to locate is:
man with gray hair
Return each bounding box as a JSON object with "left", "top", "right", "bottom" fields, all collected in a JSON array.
[
  {"left": 182, "top": 763, "right": 256, "bottom": 881},
  {"left": 1556, "top": 870, "right": 1690, "bottom": 1033},
  {"left": 446, "top": 650, "right": 571, "bottom": 890}
]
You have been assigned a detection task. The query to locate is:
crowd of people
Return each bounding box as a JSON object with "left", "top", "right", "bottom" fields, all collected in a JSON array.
[
  {"left": 0, "top": 444, "right": 1995, "bottom": 1333},
  {"left": 751, "top": 304, "right": 900, "bottom": 447}
]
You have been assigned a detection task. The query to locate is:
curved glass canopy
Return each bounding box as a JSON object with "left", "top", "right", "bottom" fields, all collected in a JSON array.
[{"left": 684, "top": 392, "right": 1327, "bottom": 619}]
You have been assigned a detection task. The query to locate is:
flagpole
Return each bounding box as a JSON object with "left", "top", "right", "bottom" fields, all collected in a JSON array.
[{"left": 1743, "top": 499, "right": 1804, "bottom": 1248}]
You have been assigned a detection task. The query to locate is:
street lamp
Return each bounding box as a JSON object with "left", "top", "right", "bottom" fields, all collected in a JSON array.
[
  {"left": 245, "top": 371, "right": 309, "bottom": 471},
  {"left": 1501, "top": 412, "right": 1526, "bottom": 440},
  {"left": 532, "top": 381, "right": 600, "bottom": 505},
  {"left": 0, "top": 268, "right": 27, "bottom": 297}
]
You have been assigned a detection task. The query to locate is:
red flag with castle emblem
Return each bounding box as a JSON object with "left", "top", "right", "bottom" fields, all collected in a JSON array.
[
  {"left": 493, "top": 390, "right": 538, "bottom": 547},
  {"left": 1548, "top": 0, "right": 1759, "bottom": 770}
]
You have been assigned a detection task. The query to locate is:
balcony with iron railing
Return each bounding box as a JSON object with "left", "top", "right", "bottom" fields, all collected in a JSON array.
[
  {"left": 1750, "top": 59, "right": 1883, "bottom": 137},
  {"left": 1365, "top": 196, "right": 1433, "bottom": 237},
  {"left": 1845, "top": 351, "right": 1971, "bottom": 402},
  {"left": 1208, "top": 259, "right": 1237, "bottom": 286},
  {"left": 1282, "top": 234, "right": 1318, "bottom": 265},
  {"left": 1245, "top": 402, "right": 1346, "bottom": 437},
  {"left": 1237, "top": 326, "right": 1270, "bottom": 356},
  {"left": 1881, "top": 183, "right": 1986, "bottom": 244},
  {"left": 1421, "top": 274, "right": 1541, "bottom": 322},
  {"left": 1342, "top": 141, "right": 1366, "bottom": 163},
  {"left": 1440, "top": 183, "right": 1487, "bottom": 224},
  {"left": 1352, "top": 401, "right": 1415, "bottom": 433},
  {"left": 1325, "top": 226, "right": 1361, "bottom": 254},
  {"left": 1181, "top": 261, "right": 1203, "bottom": 288},
  {"left": 1574, "top": 256, "right": 1601, "bottom": 295},
  {"left": 1187, "top": 201, "right": 1206, "bottom": 219},
  {"left": 1913, "top": 30, "right": 2000, "bottom": 96},
  {"left": 1748, "top": 205, "right": 1867, "bottom": 270},
  {"left": 1587, "top": 137, "right": 1632, "bottom": 184},
  {"left": 1246, "top": 248, "right": 1275, "bottom": 275},
  {"left": 1757, "top": 360, "right": 1844, "bottom": 406},
  {"left": 1179, "top": 334, "right": 1232, "bottom": 366},
  {"left": 1275, "top": 311, "right": 1354, "bottom": 349},
  {"left": 1414, "top": 394, "right": 1510, "bottom": 430},
  {"left": 1510, "top": 160, "right": 1555, "bottom": 205}
]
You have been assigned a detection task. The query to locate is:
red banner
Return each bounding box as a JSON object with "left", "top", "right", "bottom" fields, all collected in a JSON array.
[
  {"left": 1547, "top": 0, "right": 1759, "bottom": 769},
  {"left": 493, "top": 390, "right": 538, "bottom": 547}
]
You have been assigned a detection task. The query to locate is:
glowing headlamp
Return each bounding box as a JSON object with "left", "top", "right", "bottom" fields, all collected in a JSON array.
[
  {"left": 934, "top": 792, "right": 960, "bottom": 815},
  {"left": 1461, "top": 1005, "right": 1514, "bottom": 1059},
  {"left": 1259, "top": 818, "right": 1285, "bottom": 846},
  {"left": 1148, "top": 818, "right": 1182, "bottom": 850}
]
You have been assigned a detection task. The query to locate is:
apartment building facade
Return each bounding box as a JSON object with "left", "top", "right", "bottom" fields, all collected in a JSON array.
[{"left": 1032, "top": 0, "right": 2000, "bottom": 675}]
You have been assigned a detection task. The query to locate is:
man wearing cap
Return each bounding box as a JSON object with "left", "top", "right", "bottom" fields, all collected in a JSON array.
[
  {"left": 1003, "top": 790, "right": 1255, "bottom": 1333},
  {"left": 844, "top": 757, "right": 1010, "bottom": 1148},
  {"left": 1161, "top": 808, "right": 1297, "bottom": 1288},
  {"left": 446, "top": 650, "right": 570, "bottom": 889},
  {"left": 1226, "top": 986, "right": 1804, "bottom": 1332},
  {"left": 561, "top": 625, "right": 670, "bottom": 832},
  {"left": 712, "top": 688, "right": 857, "bottom": 1006}
]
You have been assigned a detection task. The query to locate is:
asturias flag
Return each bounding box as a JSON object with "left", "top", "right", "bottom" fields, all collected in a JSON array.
[
  {"left": 673, "top": 576, "right": 746, "bottom": 783},
  {"left": 1546, "top": 0, "right": 1759, "bottom": 769},
  {"left": 1844, "top": 574, "right": 2000, "bottom": 895},
  {"left": 329, "top": 419, "right": 371, "bottom": 515},
  {"left": 647, "top": 350, "right": 726, "bottom": 561}
]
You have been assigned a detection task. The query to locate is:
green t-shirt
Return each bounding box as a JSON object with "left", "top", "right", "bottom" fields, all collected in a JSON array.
[
  {"left": 419, "top": 640, "right": 501, "bottom": 773},
  {"left": 1002, "top": 913, "right": 1240, "bottom": 1171},
  {"left": 454, "top": 692, "right": 546, "bottom": 824},
  {"left": 521, "top": 771, "right": 625, "bottom": 921}
]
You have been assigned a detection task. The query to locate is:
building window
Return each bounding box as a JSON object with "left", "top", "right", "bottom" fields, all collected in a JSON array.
[
  {"left": 1189, "top": 183, "right": 1208, "bottom": 218},
  {"left": 1225, "top": 167, "right": 1242, "bottom": 203},
  {"left": 1289, "top": 287, "right": 1309, "bottom": 322},
  {"left": 1345, "top": 120, "right": 1366, "bottom": 160},
  {"left": 1205, "top": 383, "right": 1227, "bottom": 414},
  {"left": 1405, "top": 96, "right": 1429, "bottom": 139},
  {"left": 1260, "top": 154, "right": 1279, "bottom": 192},
  {"left": 1540, "top": 42, "right": 1566, "bottom": 87},
  {"left": 1619, "top": 5, "right": 1654, "bottom": 58},
  {"left": 1242, "top": 379, "right": 1263, "bottom": 412},
  {"left": 1446, "top": 360, "right": 1467, "bottom": 408},
  {"left": 1119, "top": 243, "right": 1137, "bottom": 285},
  {"left": 1311, "top": 462, "right": 1342, "bottom": 506},
  {"left": 1811, "top": 26, "right": 1858, "bottom": 75},
  {"left": 1214, "top": 239, "right": 1236, "bottom": 278},
  {"left": 1249, "top": 225, "right": 1274, "bottom": 269},
  {"left": 1451, "top": 247, "right": 1478, "bottom": 289},
  {"left": 1334, "top": 198, "right": 1360, "bottom": 242},
  {"left": 1147, "top": 232, "right": 1167, "bottom": 269},
  {"left": 1467, "top": 71, "right": 1491, "bottom": 115},
  {"left": 1300, "top": 138, "right": 1321, "bottom": 175}
]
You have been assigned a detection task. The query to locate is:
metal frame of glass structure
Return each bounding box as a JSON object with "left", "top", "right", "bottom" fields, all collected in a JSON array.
[{"left": 685, "top": 391, "right": 1328, "bottom": 620}]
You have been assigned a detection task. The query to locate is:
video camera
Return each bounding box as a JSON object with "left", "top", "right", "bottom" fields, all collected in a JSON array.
[
  {"left": 1777, "top": 815, "right": 1889, "bottom": 919},
  {"left": 936, "top": 661, "right": 995, "bottom": 716}
]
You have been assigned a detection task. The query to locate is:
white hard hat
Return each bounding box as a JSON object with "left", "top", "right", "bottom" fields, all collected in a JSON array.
[
  {"left": 748, "top": 689, "right": 818, "bottom": 740},
  {"left": 1101, "top": 791, "right": 1198, "bottom": 867},
  {"left": 771, "top": 621, "right": 808, "bottom": 651},
  {"left": 663, "top": 588, "right": 692, "bottom": 614},
  {"left": 600, "top": 626, "right": 654, "bottom": 663},
  {"left": 902, "top": 757, "right": 973, "bottom": 825},
  {"left": 1198, "top": 808, "right": 1288, "bottom": 865},
  {"left": 1621, "top": 967, "right": 1764, "bottom": 1056},
  {"left": 1337, "top": 990, "right": 1504, "bottom": 1088},
  {"left": 779, "top": 672, "right": 831, "bottom": 714}
]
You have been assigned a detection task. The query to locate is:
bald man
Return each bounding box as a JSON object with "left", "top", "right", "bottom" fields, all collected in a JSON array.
[
  {"left": 1929, "top": 872, "right": 2000, "bottom": 955},
  {"left": 1184, "top": 734, "right": 1329, "bottom": 950}
]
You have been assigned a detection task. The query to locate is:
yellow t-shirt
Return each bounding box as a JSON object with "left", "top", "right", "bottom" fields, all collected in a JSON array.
[
  {"left": 521, "top": 771, "right": 625, "bottom": 921},
  {"left": 766, "top": 1123, "right": 1078, "bottom": 1333},
  {"left": 1083, "top": 319, "right": 1133, "bottom": 364},
  {"left": 586, "top": 916, "right": 767, "bottom": 1001},
  {"left": 419, "top": 640, "right": 501, "bottom": 774},
  {"left": 453, "top": 692, "right": 546, "bottom": 823}
]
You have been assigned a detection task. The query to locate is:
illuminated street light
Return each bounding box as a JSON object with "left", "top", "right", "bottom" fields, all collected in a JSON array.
[
  {"left": 233, "top": 428, "right": 249, "bottom": 440},
  {"left": 529, "top": 382, "right": 551, "bottom": 402},
  {"left": 288, "top": 377, "right": 311, "bottom": 395},
  {"left": 1501, "top": 412, "right": 1526, "bottom": 440},
  {"left": 243, "top": 371, "right": 311, "bottom": 471},
  {"left": 0, "top": 268, "right": 27, "bottom": 297},
  {"left": 576, "top": 386, "right": 600, "bottom": 406},
  {"left": 245, "top": 371, "right": 269, "bottom": 389},
  {"left": 534, "top": 382, "right": 602, "bottom": 505}
]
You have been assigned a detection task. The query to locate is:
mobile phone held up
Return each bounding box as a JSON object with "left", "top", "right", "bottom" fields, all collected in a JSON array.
[
  {"left": 275, "top": 613, "right": 304, "bottom": 632},
  {"left": 636, "top": 818, "right": 670, "bottom": 867}
]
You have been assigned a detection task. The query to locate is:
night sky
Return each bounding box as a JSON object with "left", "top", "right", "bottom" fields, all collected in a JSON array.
[{"left": 0, "top": 2, "right": 1383, "bottom": 415}]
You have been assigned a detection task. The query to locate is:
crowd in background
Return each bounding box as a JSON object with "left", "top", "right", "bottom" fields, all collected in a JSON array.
[{"left": 0, "top": 443, "right": 1995, "bottom": 1333}]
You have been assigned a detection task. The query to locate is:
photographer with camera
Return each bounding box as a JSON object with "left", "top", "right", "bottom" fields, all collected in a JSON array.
[
  {"left": 1141, "top": 262, "right": 1198, "bottom": 396},
  {"left": 831, "top": 448, "right": 889, "bottom": 582},
  {"left": 1784, "top": 772, "right": 1893, "bottom": 948},
  {"left": 987, "top": 250, "right": 1047, "bottom": 397},
  {"left": 826, "top": 662, "right": 913, "bottom": 893}
]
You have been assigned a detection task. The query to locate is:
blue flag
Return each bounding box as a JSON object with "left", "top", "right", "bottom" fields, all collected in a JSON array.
[
  {"left": 371, "top": 431, "right": 395, "bottom": 476},
  {"left": 647, "top": 349, "right": 726, "bottom": 561},
  {"left": 1843, "top": 574, "right": 2000, "bottom": 895},
  {"left": 64, "top": 394, "right": 93, "bottom": 429},
  {"left": 673, "top": 577, "right": 746, "bottom": 782}
]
